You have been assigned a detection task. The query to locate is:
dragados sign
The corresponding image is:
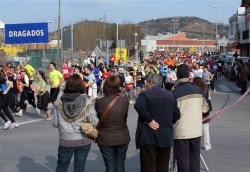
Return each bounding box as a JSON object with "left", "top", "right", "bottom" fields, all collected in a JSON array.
[{"left": 5, "top": 22, "right": 49, "bottom": 44}]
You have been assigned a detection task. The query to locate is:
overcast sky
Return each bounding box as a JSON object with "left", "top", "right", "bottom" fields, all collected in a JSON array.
[{"left": 0, "top": 0, "right": 241, "bottom": 31}]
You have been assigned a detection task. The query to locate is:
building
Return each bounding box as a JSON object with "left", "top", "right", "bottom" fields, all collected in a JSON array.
[
  {"left": 228, "top": 6, "right": 250, "bottom": 56},
  {"left": 141, "top": 32, "right": 217, "bottom": 55}
]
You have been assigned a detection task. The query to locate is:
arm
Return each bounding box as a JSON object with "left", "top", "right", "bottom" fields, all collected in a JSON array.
[
  {"left": 172, "top": 73, "right": 177, "bottom": 81},
  {"left": 21, "top": 75, "right": 30, "bottom": 87},
  {"left": 90, "top": 105, "right": 99, "bottom": 127},
  {"left": 52, "top": 107, "right": 59, "bottom": 128},
  {"left": 172, "top": 96, "right": 181, "bottom": 124},
  {"left": 134, "top": 93, "right": 159, "bottom": 130},
  {"left": 3, "top": 80, "right": 13, "bottom": 95},
  {"left": 31, "top": 68, "right": 36, "bottom": 78}
]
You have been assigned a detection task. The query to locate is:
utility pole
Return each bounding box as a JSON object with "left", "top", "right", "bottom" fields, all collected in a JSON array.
[
  {"left": 116, "top": 0, "right": 118, "bottom": 46},
  {"left": 57, "top": 0, "right": 61, "bottom": 69},
  {"left": 171, "top": 20, "right": 178, "bottom": 51}
]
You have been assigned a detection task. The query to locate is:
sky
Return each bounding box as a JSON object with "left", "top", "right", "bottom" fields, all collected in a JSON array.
[{"left": 0, "top": 0, "right": 242, "bottom": 31}]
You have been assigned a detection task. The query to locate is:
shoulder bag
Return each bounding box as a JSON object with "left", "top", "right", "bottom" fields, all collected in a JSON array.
[{"left": 81, "top": 95, "right": 120, "bottom": 141}]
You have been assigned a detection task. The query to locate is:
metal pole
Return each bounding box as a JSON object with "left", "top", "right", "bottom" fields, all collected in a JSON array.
[
  {"left": 57, "top": 0, "right": 61, "bottom": 69},
  {"left": 203, "top": 27, "right": 205, "bottom": 51},
  {"left": 116, "top": 0, "right": 118, "bottom": 46},
  {"left": 61, "top": 26, "right": 63, "bottom": 62},
  {"left": 43, "top": 43, "right": 45, "bottom": 73},
  {"left": 215, "top": 8, "right": 218, "bottom": 53},
  {"left": 71, "top": 21, "right": 73, "bottom": 64}
]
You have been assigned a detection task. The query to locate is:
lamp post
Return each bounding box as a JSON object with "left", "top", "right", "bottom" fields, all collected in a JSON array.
[
  {"left": 128, "top": 24, "right": 137, "bottom": 59},
  {"left": 195, "top": 23, "right": 206, "bottom": 52},
  {"left": 134, "top": 25, "right": 138, "bottom": 59},
  {"left": 116, "top": 0, "right": 118, "bottom": 46},
  {"left": 171, "top": 20, "right": 178, "bottom": 51},
  {"left": 213, "top": 5, "right": 218, "bottom": 53},
  {"left": 57, "top": 0, "right": 61, "bottom": 70}
]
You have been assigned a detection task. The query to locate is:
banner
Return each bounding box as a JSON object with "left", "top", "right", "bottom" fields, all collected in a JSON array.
[
  {"left": 5, "top": 22, "right": 49, "bottom": 44},
  {"left": 115, "top": 48, "right": 127, "bottom": 62},
  {"left": 203, "top": 87, "right": 250, "bottom": 121}
]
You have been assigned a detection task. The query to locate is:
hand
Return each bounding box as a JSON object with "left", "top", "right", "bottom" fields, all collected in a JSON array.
[
  {"left": 3, "top": 91, "right": 7, "bottom": 95},
  {"left": 148, "top": 120, "right": 159, "bottom": 130}
]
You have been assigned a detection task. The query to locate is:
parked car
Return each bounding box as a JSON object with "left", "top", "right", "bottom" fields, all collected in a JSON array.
[
  {"left": 222, "top": 56, "right": 233, "bottom": 77},
  {"left": 227, "top": 57, "right": 250, "bottom": 81}
]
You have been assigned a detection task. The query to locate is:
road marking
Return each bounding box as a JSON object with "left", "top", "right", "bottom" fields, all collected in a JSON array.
[
  {"left": 0, "top": 119, "right": 44, "bottom": 129},
  {"left": 218, "top": 84, "right": 231, "bottom": 92}
]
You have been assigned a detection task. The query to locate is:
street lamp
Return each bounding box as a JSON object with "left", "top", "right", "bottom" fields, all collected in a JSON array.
[
  {"left": 134, "top": 25, "right": 138, "bottom": 60},
  {"left": 128, "top": 24, "right": 137, "bottom": 59},
  {"left": 195, "top": 23, "right": 206, "bottom": 52},
  {"left": 213, "top": 5, "right": 218, "bottom": 53},
  {"left": 171, "top": 19, "right": 178, "bottom": 51}
]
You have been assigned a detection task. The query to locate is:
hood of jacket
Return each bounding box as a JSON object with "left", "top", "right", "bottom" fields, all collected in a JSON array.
[{"left": 60, "top": 93, "right": 86, "bottom": 118}]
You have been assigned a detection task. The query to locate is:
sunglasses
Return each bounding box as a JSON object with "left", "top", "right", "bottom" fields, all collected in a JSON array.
[{"left": 21, "top": 70, "right": 25, "bottom": 72}]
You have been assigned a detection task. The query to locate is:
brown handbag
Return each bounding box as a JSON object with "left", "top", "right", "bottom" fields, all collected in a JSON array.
[{"left": 81, "top": 96, "right": 120, "bottom": 141}]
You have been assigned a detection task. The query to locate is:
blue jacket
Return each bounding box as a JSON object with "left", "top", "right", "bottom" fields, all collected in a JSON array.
[{"left": 134, "top": 87, "right": 180, "bottom": 149}]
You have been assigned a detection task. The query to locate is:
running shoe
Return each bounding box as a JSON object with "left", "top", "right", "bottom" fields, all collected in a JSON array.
[
  {"left": 15, "top": 110, "right": 23, "bottom": 117},
  {"left": 36, "top": 108, "right": 41, "bottom": 115},
  {"left": 9, "top": 122, "right": 19, "bottom": 129},
  {"left": 3, "top": 121, "right": 11, "bottom": 130}
]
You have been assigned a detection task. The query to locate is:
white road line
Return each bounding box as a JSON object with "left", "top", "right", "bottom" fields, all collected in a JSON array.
[
  {"left": 218, "top": 84, "right": 231, "bottom": 92},
  {"left": 0, "top": 119, "right": 44, "bottom": 129}
]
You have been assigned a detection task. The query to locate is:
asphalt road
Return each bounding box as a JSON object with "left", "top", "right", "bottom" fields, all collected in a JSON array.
[{"left": 0, "top": 76, "right": 249, "bottom": 172}]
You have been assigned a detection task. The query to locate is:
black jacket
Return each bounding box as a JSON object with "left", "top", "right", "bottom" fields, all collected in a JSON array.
[{"left": 134, "top": 87, "right": 180, "bottom": 149}]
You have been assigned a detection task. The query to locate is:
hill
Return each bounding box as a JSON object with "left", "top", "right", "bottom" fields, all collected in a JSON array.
[{"left": 138, "top": 16, "right": 229, "bottom": 40}]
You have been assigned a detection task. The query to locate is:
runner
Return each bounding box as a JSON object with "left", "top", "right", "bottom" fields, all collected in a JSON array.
[
  {"left": 49, "top": 62, "right": 64, "bottom": 104},
  {"left": 15, "top": 68, "right": 40, "bottom": 116},
  {"left": 31, "top": 71, "right": 52, "bottom": 121},
  {"left": 61, "top": 62, "right": 71, "bottom": 81},
  {"left": 0, "top": 71, "right": 18, "bottom": 130}
]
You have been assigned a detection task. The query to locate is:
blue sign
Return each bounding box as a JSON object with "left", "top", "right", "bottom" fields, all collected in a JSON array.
[{"left": 5, "top": 22, "right": 49, "bottom": 44}]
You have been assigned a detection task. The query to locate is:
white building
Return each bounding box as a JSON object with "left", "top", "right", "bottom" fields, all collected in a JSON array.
[{"left": 228, "top": 7, "right": 250, "bottom": 56}]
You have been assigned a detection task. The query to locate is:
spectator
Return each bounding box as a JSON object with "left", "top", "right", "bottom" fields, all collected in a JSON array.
[
  {"left": 240, "top": 63, "right": 248, "bottom": 94},
  {"left": 53, "top": 74, "right": 98, "bottom": 172},
  {"left": 193, "top": 77, "right": 212, "bottom": 151},
  {"left": 95, "top": 75, "right": 130, "bottom": 172},
  {"left": 134, "top": 73, "right": 180, "bottom": 172},
  {"left": 172, "top": 64, "right": 204, "bottom": 172}
]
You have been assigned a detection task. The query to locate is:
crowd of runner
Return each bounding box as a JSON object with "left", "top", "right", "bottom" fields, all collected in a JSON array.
[{"left": 0, "top": 51, "right": 222, "bottom": 130}]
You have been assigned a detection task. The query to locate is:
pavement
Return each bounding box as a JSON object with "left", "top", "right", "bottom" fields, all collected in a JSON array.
[{"left": 0, "top": 72, "right": 250, "bottom": 172}]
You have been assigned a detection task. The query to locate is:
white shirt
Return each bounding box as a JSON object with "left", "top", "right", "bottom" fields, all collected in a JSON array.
[
  {"left": 125, "top": 75, "right": 133, "bottom": 83},
  {"left": 194, "top": 69, "right": 203, "bottom": 78}
]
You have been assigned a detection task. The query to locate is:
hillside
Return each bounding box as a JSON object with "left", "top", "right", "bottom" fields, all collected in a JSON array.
[
  {"left": 49, "top": 16, "right": 229, "bottom": 51},
  {"left": 138, "top": 16, "right": 229, "bottom": 40}
]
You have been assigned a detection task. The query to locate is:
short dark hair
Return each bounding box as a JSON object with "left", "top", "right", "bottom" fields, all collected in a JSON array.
[
  {"left": 74, "top": 66, "right": 82, "bottom": 72},
  {"left": 104, "top": 76, "right": 120, "bottom": 95},
  {"left": 177, "top": 64, "right": 190, "bottom": 79},
  {"left": 50, "top": 62, "right": 56, "bottom": 67},
  {"left": 64, "top": 74, "right": 85, "bottom": 94},
  {"left": 10, "top": 66, "right": 15, "bottom": 70}
]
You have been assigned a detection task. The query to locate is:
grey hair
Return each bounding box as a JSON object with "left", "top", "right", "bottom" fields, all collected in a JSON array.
[{"left": 146, "top": 73, "right": 162, "bottom": 87}]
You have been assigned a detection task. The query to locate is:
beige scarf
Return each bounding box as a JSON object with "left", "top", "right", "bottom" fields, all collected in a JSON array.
[{"left": 171, "top": 78, "right": 190, "bottom": 90}]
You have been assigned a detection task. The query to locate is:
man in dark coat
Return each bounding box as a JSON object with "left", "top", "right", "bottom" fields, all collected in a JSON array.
[{"left": 134, "top": 73, "right": 180, "bottom": 172}]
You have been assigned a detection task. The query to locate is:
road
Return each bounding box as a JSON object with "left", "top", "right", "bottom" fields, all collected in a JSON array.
[{"left": 0, "top": 75, "right": 249, "bottom": 172}]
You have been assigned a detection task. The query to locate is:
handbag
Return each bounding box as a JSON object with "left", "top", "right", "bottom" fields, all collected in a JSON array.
[
  {"left": 81, "top": 95, "right": 120, "bottom": 141},
  {"left": 202, "top": 97, "right": 210, "bottom": 113}
]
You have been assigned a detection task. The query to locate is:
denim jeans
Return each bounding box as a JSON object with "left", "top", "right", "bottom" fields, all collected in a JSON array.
[
  {"left": 98, "top": 143, "right": 129, "bottom": 172},
  {"left": 56, "top": 144, "right": 91, "bottom": 172}
]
